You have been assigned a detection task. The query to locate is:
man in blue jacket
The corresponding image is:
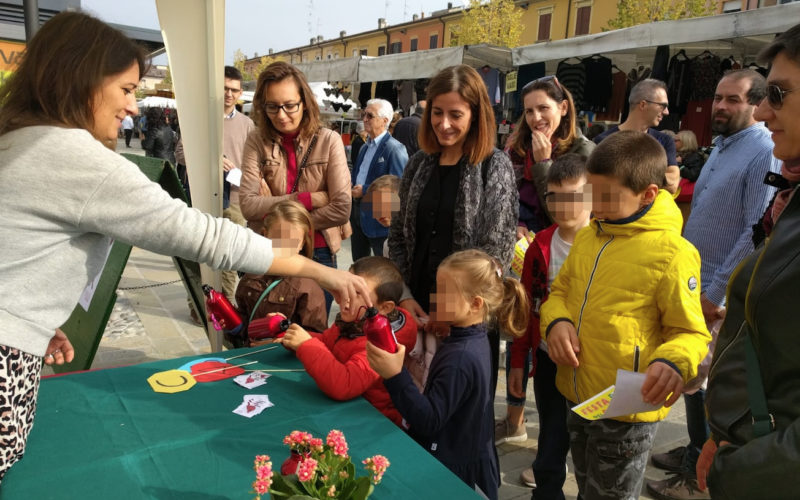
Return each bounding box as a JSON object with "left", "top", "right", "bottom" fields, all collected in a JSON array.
[{"left": 351, "top": 98, "right": 408, "bottom": 260}]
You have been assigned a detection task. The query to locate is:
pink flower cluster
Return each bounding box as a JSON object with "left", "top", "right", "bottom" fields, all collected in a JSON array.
[
  {"left": 363, "top": 454, "right": 391, "bottom": 484},
  {"left": 283, "top": 430, "right": 313, "bottom": 449},
  {"left": 252, "top": 455, "right": 273, "bottom": 499},
  {"left": 325, "top": 429, "right": 349, "bottom": 457},
  {"left": 297, "top": 457, "right": 318, "bottom": 482}
]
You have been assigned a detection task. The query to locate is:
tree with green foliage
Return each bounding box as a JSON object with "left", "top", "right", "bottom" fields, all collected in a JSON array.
[
  {"left": 607, "top": 0, "right": 715, "bottom": 30},
  {"left": 233, "top": 49, "right": 276, "bottom": 81},
  {"left": 450, "top": 0, "right": 524, "bottom": 48}
]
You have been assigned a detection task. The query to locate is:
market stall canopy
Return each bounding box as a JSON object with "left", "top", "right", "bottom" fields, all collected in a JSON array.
[
  {"left": 295, "top": 57, "right": 360, "bottom": 83},
  {"left": 138, "top": 96, "right": 177, "bottom": 109},
  {"left": 513, "top": 4, "right": 800, "bottom": 67},
  {"left": 358, "top": 44, "right": 513, "bottom": 82}
]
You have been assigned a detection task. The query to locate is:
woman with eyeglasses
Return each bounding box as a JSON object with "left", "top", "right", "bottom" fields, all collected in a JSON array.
[
  {"left": 240, "top": 62, "right": 352, "bottom": 313},
  {"left": 697, "top": 22, "right": 800, "bottom": 497},
  {"left": 0, "top": 13, "right": 370, "bottom": 480},
  {"left": 386, "top": 63, "right": 517, "bottom": 500},
  {"left": 507, "top": 76, "right": 595, "bottom": 238}
]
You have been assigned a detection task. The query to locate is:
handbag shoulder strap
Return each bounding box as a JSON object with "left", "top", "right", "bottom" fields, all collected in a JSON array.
[
  {"left": 744, "top": 332, "right": 775, "bottom": 437},
  {"left": 248, "top": 279, "right": 283, "bottom": 324},
  {"left": 289, "top": 133, "right": 319, "bottom": 194}
]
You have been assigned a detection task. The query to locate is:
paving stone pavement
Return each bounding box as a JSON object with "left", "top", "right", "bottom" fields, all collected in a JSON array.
[{"left": 52, "top": 137, "right": 693, "bottom": 499}]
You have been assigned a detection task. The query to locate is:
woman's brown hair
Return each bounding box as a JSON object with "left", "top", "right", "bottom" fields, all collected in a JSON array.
[
  {"left": 252, "top": 61, "right": 321, "bottom": 144},
  {"left": 510, "top": 77, "right": 578, "bottom": 159},
  {"left": 418, "top": 65, "right": 497, "bottom": 165},
  {"left": 261, "top": 200, "right": 315, "bottom": 259},
  {"left": 439, "top": 249, "right": 530, "bottom": 337},
  {"left": 0, "top": 11, "right": 147, "bottom": 139}
]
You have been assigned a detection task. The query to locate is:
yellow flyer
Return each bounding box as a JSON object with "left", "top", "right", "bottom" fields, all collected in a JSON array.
[
  {"left": 571, "top": 385, "right": 615, "bottom": 420},
  {"left": 510, "top": 232, "right": 535, "bottom": 278}
]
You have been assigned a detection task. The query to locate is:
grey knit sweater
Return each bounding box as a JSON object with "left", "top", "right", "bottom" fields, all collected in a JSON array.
[{"left": 0, "top": 126, "right": 273, "bottom": 357}]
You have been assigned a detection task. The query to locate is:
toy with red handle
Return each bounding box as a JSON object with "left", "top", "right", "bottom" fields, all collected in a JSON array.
[{"left": 363, "top": 307, "right": 398, "bottom": 353}]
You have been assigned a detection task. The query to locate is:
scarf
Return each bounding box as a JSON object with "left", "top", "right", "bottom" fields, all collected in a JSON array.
[{"left": 770, "top": 158, "right": 800, "bottom": 227}]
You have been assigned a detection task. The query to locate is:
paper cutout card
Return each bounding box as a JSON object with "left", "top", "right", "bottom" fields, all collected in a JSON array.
[
  {"left": 571, "top": 370, "right": 662, "bottom": 420},
  {"left": 234, "top": 371, "right": 271, "bottom": 389},
  {"left": 233, "top": 394, "right": 273, "bottom": 418}
]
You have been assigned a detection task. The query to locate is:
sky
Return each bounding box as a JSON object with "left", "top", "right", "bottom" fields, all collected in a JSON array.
[{"left": 81, "top": 0, "right": 463, "bottom": 64}]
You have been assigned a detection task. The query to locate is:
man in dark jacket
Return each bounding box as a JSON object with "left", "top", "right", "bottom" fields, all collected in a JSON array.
[
  {"left": 696, "top": 22, "right": 800, "bottom": 500},
  {"left": 392, "top": 99, "right": 425, "bottom": 157}
]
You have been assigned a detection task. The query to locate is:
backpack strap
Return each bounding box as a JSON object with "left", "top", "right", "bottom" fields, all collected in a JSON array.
[{"left": 248, "top": 279, "right": 283, "bottom": 324}]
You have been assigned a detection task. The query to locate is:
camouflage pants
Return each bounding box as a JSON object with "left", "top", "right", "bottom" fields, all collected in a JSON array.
[{"left": 567, "top": 411, "right": 658, "bottom": 500}]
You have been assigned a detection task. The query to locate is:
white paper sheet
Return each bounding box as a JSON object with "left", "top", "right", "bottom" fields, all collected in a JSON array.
[
  {"left": 602, "top": 369, "right": 662, "bottom": 419},
  {"left": 226, "top": 168, "right": 242, "bottom": 187},
  {"left": 233, "top": 394, "right": 273, "bottom": 418}
]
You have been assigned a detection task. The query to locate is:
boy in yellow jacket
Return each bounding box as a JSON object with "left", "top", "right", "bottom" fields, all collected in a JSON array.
[{"left": 540, "top": 131, "right": 710, "bottom": 499}]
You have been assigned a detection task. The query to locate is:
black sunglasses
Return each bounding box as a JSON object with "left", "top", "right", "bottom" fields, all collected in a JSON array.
[
  {"left": 522, "top": 75, "right": 564, "bottom": 94},
  {"left": 765, "top": 84, "right": 799, "bottom": 110}
]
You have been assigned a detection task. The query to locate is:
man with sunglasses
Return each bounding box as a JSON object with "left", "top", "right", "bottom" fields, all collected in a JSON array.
[
  {"left": 647, "top": 69, "right": 780, "bottom": 500},
  {"left": 593, "top": 79, "right": 681, "bottom": 194},
  {"left": 695, "top": 23, "right": 800, "bottom": 499}
]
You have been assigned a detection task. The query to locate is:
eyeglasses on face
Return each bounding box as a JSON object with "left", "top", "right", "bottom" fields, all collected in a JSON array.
[
  {"left": 362, "top": 111, "right": 376, "bottom": 121},
  {"left": 644, "top": 99, "right": 669, "bottom": 111},
  {"left": 265, "top": 102, "right": 302, "bottom": 115},
  {"left": 224, "top": 86, "right": 242, "bottom": 95},
  {"left": 765, "top": 84, "right": 799, "bottom": 110}
]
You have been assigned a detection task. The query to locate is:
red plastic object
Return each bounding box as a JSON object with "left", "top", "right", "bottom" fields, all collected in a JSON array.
[
  {"left": 190, "top": 361, "right": 245, "bottom": 382},
  {"left": 249, "top": 315, "right": 291, "bottom": 341},
  {"left": 202, "top": 284, "right": 243, "bottom": 335},
  {"left": 363, "top": 307, "right": 397, "bottom": 353}
]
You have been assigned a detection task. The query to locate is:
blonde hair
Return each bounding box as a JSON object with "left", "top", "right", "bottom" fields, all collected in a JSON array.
[
  {"left": 439, "top": 249, "right": 530, "bottom": 337},
  {"left": 366, "top": 174, "right": 400, "bottom": 196},
  {"left": 675, "top": 130, "right": 698, "bottom": 154},
  {"left": 261, "top": 200, "right": 314, "bottom": 259}
]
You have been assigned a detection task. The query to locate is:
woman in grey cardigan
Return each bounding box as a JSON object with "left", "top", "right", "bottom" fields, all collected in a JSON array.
[{"left": 387, "top": 65, "right": 518, "bottom": 397}]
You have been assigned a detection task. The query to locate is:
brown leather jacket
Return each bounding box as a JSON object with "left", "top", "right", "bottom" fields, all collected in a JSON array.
[
  {"left": 240, "top": 127, "right": 352, "bottom": 253},
  {"left": 236, "top": 274, "right": 327, "bottom": 335}
]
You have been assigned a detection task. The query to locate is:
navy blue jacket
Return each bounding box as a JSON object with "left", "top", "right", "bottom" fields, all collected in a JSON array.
[
  {"left": 352, "top": 133, "right": 408, "bottom": 238},
  {"left": 384, "top": 324, "right": 498, "bottom": 499}
]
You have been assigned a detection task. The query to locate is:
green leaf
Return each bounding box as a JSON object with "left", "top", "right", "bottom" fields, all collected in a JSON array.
[
  {"left": 286, "top": 496, "right": 317, "bottom": 500},
  {"left": 270, "top": 474, "right": 304, "bottom": 496},
  {"left": 350, "top": 477, "right": 375, "bottom": 500}
]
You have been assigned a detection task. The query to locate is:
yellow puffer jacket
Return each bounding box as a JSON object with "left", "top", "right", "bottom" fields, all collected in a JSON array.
[{"left": 540, "top": 190, "right": 710, "bottom": 423}]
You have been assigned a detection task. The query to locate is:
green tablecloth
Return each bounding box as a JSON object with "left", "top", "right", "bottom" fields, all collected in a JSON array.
[{"left": 1, "top": 346, "right": 478, "bottom": 499}]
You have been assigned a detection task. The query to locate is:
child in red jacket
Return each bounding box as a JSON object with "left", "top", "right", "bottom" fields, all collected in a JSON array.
[{"left": 280, "top": 256, "right": 417, "bottom": 426}]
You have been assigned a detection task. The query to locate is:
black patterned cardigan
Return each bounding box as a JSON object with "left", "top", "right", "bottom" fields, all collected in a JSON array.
[{"left": 388, "top": 148, "right": 518, "bottom": 298}]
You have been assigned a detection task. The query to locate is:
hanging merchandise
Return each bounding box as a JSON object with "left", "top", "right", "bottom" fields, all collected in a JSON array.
[
  {"left": 374, "top": 81, "right": 397, "bottom": 107},
  {"left": 595, "top": 70, "right": 627, "bottom": 122},
  {"left": 651, "top": 45, "right": 671, "bottom": 82},
  {"left": 396, "top": 80, "right": 415, "bottom": 115},
  {"left": 690, "top": 51, "right": 722, "bottom": 101},
  {"left": 556, "top": 58, "right": 587, "bottom": 110},
  {"left": 581, "top": 55, "right": 613, "bottom": 113},
  {"left": 359, "top": 82, "right": 372, "bottom": 108},
  {"left": 681, "top": 99, "right": 715, "bottom": 147},
  {"left": 667, "top": 50, "right": 692, "bottom": 116},
  {"left": 479, "top": 66, "right": 501, "bottom": 105}
]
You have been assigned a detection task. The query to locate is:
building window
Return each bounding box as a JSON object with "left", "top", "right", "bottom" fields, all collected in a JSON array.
[
  {"left": 378, "top": 45, "right": 386, "bottom": 56},
  {"left": 410, "top": 38, "right": 418, "bottom": 51},
  {"left": 390, "top": 41, "right": 402, "bottom": 54},
  {"left": 537, "top": 12, "right": 552, "bottom": 41},
  {"left": 360, "top": 48, "right": 368, "bottom": 56},
  {"left": 430, "top": 33, "right": 438, "bottom": 49},
  {"left": 575, "top": 5, "right": 591, "bottom": 36},
  {"left": 722, "top": 0, "right": 742, "bottom": 11}
]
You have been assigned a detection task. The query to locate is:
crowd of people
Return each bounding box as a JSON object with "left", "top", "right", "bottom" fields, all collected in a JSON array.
[{"left": 1, "top": 10, "right": 799, "bottom": 500}]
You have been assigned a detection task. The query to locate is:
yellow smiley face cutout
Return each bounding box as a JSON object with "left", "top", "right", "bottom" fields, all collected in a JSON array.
[{"left": 147, "top": 369, "right": 196, "bottom": 394}]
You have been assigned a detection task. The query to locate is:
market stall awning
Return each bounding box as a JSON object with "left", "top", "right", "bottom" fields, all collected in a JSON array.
[
  {"left": 512, "top": 4, "right": 800, "bottom": 66},
  {"left": 358, "top": 44, "right": 513, "bottom": 82},
  {"left": 295, "top": 57, "right": 360, "bottom": 83}
]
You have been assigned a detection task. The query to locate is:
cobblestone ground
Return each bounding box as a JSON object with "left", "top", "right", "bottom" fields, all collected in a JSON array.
[{"left": 46, "top": 137, "right": 689, "bottom": 499}]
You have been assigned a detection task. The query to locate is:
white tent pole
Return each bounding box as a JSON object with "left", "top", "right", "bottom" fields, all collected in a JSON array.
[{"left": 155, "top": 0, "right": 225, "bottom": 351}]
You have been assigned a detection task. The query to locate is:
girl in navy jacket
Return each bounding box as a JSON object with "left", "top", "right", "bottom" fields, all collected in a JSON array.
[{"left": 367, "top": 249, "right": 530, "bottom": 499}]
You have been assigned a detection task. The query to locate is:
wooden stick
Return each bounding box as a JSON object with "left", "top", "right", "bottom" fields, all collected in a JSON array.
[
  {"left": 243, "top": 368, "right": 305, "bottom": 373},
  {"left": 192, "top": 360, "right": 258, "bottom": 376},
  {"left": 225, "top": 345, "right": 279, "bottom": 361}
]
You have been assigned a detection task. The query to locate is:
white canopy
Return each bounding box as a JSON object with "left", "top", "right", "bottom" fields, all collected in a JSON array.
[
  {"left": 512, "top": 4, "right": 800, "bottom": 68},
  {"left": 137, "top": 96, "right": 177, "bottom": 109},
  {"left": 294, "top": 44, "right": 513, "bottom": 83}
]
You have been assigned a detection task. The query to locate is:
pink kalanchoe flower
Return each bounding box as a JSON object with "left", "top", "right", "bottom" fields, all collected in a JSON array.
[
  {"left": 327, "top": 485, "right": 337, "bottom": 497},
  {"left": 363, "top": 455, "right": 391, "bottom": 484},
  {"left": 256, "top": 464, "right": 272, "bottom": 481},
  {"left": 326, "top": 429, "right": 349, "bottom": 457},
  {"left": 252, "top": 478, "right": 270, "bottom": 495},
  {"left": 309, "top": 437, "right": 324, "bottom": 453},
  {"left": 296, "top": 457, "right": 318, "bottom": 483}
]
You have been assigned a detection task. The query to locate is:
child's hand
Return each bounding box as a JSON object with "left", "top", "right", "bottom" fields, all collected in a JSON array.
[
  {"left": 642, "top": 361, "right": 684, "bottom": 407},
  {"left": 366, "top": 341, "right": 406, "bottom": 379},
  {"left": 508, "top": 367, "right": 525, "bottom": 398},
  {"left": 547, "top": 322, "right": 580, "bottom": 367},
  {"left": 280, "top": 324, "right": 312, "bottom": 351}
]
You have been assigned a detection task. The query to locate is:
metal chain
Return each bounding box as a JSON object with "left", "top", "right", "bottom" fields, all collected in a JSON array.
[{"left": 118, "top": 279, "right": 183, "bottom": 291}]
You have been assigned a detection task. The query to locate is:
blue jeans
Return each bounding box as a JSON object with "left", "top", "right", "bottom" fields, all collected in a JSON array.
[
  {"left": 683, "top": 389, "right": 709, "bottom": 470},
  {"left": 531, "top": 349, "right": 570, "bottom": 500},
  {"left": 312, "top": 247, "right": 337, "bottom": 315},
  {"left": 505, "top": 340, "right": 531, "bottom": 406}
]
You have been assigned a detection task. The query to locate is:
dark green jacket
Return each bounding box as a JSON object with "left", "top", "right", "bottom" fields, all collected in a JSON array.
[{"left": 705, "top": 185, "right": 800, "bottom": 498}]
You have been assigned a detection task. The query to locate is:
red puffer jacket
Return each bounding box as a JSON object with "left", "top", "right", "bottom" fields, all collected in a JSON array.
[{"left": 295, "top": 307, "right": 417, "bottom": 427}]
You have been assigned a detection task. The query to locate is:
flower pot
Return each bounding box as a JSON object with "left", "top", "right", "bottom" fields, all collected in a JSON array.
[{"left": 280, "top": 450, "right": 307, "bottom": 475}]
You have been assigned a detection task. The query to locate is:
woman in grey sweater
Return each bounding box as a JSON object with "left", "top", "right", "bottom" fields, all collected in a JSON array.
[{"left": 0, "top": 12, "right": 368, "bottom": 479}]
